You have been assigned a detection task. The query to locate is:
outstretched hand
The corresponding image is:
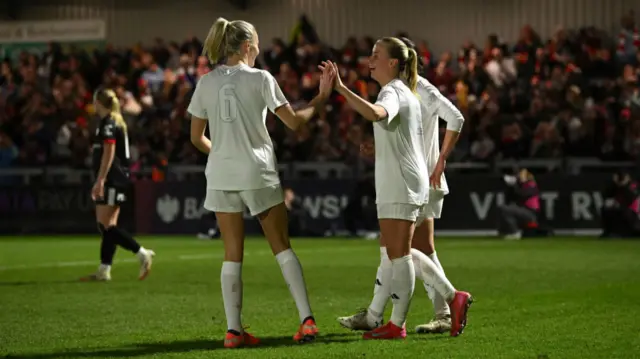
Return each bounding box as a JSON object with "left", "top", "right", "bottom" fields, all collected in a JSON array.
[
  {"left": 319, "top": 61, "right": 343, "bottom": 91},
  {"left": 318, "top": 61, "right": 336, "bottom": 98}
]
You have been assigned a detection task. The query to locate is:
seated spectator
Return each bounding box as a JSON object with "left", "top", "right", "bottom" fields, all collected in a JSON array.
[
  {"left": 498, "top": 168, "right": 541, "bottom": 240},
  {"left": 601, "top": 171, "right": 640, "bottom": 238}
]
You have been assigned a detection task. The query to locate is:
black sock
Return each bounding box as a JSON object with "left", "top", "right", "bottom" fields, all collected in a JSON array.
[
  {"left": 105, "top": 226, "right": 141, "bottom": 254},
  {"left": 100, "top": 226, "right": 117, "bottom": 265}
]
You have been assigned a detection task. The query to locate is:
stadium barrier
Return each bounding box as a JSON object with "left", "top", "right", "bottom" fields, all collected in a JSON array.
[{"left": 0, "top": 173, "right": 611, "bottom": 236}]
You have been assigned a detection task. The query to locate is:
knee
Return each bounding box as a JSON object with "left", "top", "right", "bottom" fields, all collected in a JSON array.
[
  {"left": 385, "top": 238, "right": 412, "bottom": 259},
  {"left": 412, "top": 240, "right": 435, "bottom": 256},
  {"left": 97, "top": 222, "right": 116, "bottom": 234}
]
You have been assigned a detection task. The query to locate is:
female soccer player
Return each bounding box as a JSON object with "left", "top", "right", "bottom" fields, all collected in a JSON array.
[
  {"left": 321, "top": 37, "right": 428, "bottom": 340},
  {"left": 188, "top": 18, "right": 334, "bottom": 348},
  {"left": 82, "top": 88, "right": 155, "bottom": 282},
  {"left": 334, "top": 37, "right": 473, "bottom": 338}
]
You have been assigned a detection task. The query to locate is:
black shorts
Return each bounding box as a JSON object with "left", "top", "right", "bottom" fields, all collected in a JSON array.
[{"left": 94, "top": 184, "right": 129, "bottom": 206}]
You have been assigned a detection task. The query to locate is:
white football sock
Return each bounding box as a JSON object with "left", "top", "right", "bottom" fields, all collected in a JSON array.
[
  {"left": 389, "top": 255, "right": 415, "bottom": 327},
  {"left": 98, "top": 264, "right": 111, "bottom": 273},
  {"left": 135, "top": 247, "right": 148, "bottom": 260},
  {"left": 411, "top": 248, "right": 456, "bottom": 304},
  {"left": 275, "top": 249, "right": 313, "bottom": 322},
  {"left": 412, "top": 254, "right": 436, "bottom": 304},
  {"left": 367, "top": 247, "right": 391, "bottom": 326},
  {"left": 428, "top": 252, "right": 451, "bottom": 318},
  {"left": 221, "top": 261, "right": 243, "bottom": 332}
]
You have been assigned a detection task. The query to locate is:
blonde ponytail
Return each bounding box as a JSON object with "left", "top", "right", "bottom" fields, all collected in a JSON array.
[
  {"left": 203, "top": 17, "right": 230, "bottom": 64},
  {"left": 202, "top": 18, "right": 255, "bottom": 65},
  {"left": 378, "top": 37, "right": 419, "bottom": 93},
  {"left": 103, "top": 89, "right": 127, "bottom": 132},
  {"left": 402, "top": 48, "right": 419, "bottom": 93}
]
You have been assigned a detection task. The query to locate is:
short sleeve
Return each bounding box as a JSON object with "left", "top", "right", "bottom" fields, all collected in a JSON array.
[
  {"left": 101, "top": 119, "right": 116, "bottom": 144},
  {"left": 187, "top": 77, "right": 207, "bottom": 119},
  {"left": 261, "top": 71, "right": 288, "bottom": 113},
  {"left": 374, "top": 86, "right": 400, "bottom": 124}
]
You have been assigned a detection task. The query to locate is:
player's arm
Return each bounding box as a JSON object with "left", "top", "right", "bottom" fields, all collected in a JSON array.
[
  {"left": 274, "top": 96, "right": 326, "bottom": 131},
  {"left": 96, "top": 121, "right": 116, "bottom": 182},
  {"left": 322, "top": 61, "right": 393, "bottom": 123},
  {"left": 336, "top": 85, "right": 392, "bottom": 123},
  {"left": 264, "top": 71, "right": 331, "bottom": 131},
  {"left": 187, "top": 78, "right": 211, "bottom": 154},
  {"left": 428, "top": 83, "right": 465, "bottom": 163},
  {"left": 190, "top": 117, "right": 211, "bottom": 154}
]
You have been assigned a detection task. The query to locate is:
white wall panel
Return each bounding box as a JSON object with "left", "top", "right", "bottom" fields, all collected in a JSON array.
[{"left": 16, "top": 0, "right": 640, "bottom": 53}]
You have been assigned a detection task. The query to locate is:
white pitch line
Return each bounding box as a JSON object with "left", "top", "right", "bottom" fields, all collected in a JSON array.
[{"left": 0, "top": 247, "right": 365, "bottom": 271}]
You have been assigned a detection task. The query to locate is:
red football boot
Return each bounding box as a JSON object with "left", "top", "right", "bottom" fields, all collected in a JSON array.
[
  {"left": 293, "top": 317, "right": 318, "bottom": 343},
  {"left": 363, "top": 321, "right": 407, "bottom": 340},
  {"left": 448, "top": 291, "right": 473, "bottom": 337}
]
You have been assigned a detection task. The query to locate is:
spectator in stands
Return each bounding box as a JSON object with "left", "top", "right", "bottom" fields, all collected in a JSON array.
[
  {"left": 616, "top": 11, "right": 640, "bottom": 65},
  {"left": 0, "top": 130, "right": 19, "bottom": 185},
  {"left": 0, "top": 130, "right": 18, "bottom": 167},
  {"left": 498, "top": 168, "right": 541, "bottom": 240},
  {"left": 601, "top": 171, "right": 640, "bottom": 238},
  {"left": 485, "top": 47, "right": 517, "bottom": 87}
]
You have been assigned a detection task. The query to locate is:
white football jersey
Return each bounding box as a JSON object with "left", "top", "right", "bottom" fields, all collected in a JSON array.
[
  {"left": 187, "top": 64, "right": 288, "bottom": 191},
  {"left": 416, "top": 76, "right": 465, "bottom": 196},
  {"left": 373, "top": 78, "right": 429, "bottom": 205}
]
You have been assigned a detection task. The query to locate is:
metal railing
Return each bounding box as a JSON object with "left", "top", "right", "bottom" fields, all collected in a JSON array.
[{"left": 0, "top": 157, "right": 636, "bottom": 185}]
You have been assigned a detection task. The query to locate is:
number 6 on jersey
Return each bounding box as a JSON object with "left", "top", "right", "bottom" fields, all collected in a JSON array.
[{"left": 219, "top": 84, "right": 238, "bottom": 122}]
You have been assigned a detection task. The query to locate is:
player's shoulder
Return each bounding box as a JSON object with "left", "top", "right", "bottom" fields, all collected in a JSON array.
[
  {"left": 251, "top": 68, "right": 276, "bottom": 82},
  {"left": 416, "top": 76, "right": 437, "bottom": 94},
  {"left": 231, "top": 66, "right": 274, "bottom": 87},
  {"left": 196, "top": 70, "right": 216, "bottom": 86},
  {"left": 101, "top": 115, "right": 117, "bottom": 127},
  {"left": 380, "top": 79, "right": 404, "bottom": 96}
]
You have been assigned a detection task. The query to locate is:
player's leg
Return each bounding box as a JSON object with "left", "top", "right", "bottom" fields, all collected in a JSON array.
[
  {"left": 412, "top": 218, "right": 451, "bottom": 333},
  {"left": 412, "top": 199, "right": 473, "bottom": 337},
  {"left": 205, "top": 190, "right": 258, "bottom": 349},
  {"left": 412, "top": 198, "right": 451, "bottom": 333},
  {"left": 247, "top": 185, "right": 317, "bottom": 343},
  {"left": 104, "top": 187, "right": 154, "bottom": 280},
  {"left": 81, "top": 204, "right": 119, "bottom": 281},
  {"left": 337, "top": 234, "right": 390, "bottom": 331},
  {"left": 83, "top": 186, "right": 154, "bottom": 281},
  {"left": 363, "top": 204, "right": 418, "bottom": 340}
]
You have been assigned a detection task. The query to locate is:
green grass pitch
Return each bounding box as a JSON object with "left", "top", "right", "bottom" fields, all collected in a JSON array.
[{"left": 1, "top": 236, "right": 639, "bottom": 359}]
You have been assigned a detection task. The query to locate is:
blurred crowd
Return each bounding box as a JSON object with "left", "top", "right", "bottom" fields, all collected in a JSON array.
[{"left": 2, "top": 13, "right": 640, "bottom": 172}]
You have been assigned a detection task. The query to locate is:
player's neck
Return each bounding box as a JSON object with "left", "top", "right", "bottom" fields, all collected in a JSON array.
[
  {"left": 226, "top": 55, "right": 249, "bottom": 67},
  {"left": 97, "top": 110, "right": 110, "bottom": 118},
  {"left": 376, "top": 74, "right": 394, "bottom": 88}
]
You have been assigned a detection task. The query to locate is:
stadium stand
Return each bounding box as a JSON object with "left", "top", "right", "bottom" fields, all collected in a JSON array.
[{"left": 1, "top": 18, "right": 640, "bottom": 183}]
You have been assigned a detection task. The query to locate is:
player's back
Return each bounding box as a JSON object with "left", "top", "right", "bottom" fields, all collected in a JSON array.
[
  {"left": 92, "top": 115, "right": 130, "bottom": 185},
  {"left": 196, "top": 64, "right": 280, "bottom": 191},
  {"left": 373, "top": 78, "right": 428, "bottom": 205},
  {"left": 416, "top": 76, "right": 450, "bottom": 194}
]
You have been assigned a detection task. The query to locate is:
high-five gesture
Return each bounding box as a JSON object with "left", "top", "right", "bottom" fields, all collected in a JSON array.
[
  {"left": 319, "top": 62, "right": 336, "bottom": 98},
  {"left": 319, "top": 61, "right": 344, "bottom": 91}
]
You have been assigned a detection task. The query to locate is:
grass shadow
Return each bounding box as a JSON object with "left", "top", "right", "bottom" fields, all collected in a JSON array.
[
  {"left": 4, "top": 333, "right": 357, "bottom": 359},
  {"left": 0, "top": 280, "right": 80, "bottom": 287}
]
